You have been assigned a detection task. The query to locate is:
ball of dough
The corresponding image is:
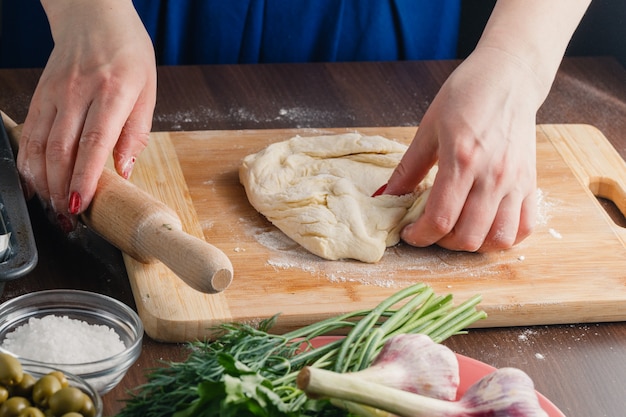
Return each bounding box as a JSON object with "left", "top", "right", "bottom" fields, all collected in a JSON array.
[{"left": 239, "top": 133, "right": 434, "bottom": 263}]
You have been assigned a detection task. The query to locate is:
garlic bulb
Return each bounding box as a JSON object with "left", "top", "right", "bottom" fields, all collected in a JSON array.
[{"left": 354, "top": 334, "right": 459, "bottom": 400}]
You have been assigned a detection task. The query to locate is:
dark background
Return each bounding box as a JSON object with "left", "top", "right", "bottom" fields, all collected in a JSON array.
[
  {"left": 458, "top": 0, "right": 626, "bottom": 67},
  {"left": 1, "top": 1, "right": 624, "bottom": 68}
]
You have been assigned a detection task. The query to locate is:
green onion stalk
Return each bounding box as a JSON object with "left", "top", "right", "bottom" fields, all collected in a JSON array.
[{"left": 116, "top": 283, "right": 487, "bottom": 417}]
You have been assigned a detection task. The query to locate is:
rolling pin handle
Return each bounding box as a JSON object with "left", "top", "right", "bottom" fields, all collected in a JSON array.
[
  {"left": 85, "top": 168, "right": 234, "bottom": 294},
  {"left": 140, "top": 225, "right": 234, "bottom": 293}
]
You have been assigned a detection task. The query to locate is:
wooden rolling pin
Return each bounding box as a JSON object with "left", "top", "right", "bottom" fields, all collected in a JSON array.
[{"left": 1, "top": 112, "right": 233, "bottom": 294}]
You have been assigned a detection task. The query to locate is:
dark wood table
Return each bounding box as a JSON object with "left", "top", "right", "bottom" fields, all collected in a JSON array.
[{"left": 1, "top": 57, "right": 625, "bottom": 416}]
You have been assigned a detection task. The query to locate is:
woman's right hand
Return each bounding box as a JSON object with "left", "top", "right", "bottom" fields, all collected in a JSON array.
[{"left": 18, "top": 0, "right": 157, "bottom": 232}]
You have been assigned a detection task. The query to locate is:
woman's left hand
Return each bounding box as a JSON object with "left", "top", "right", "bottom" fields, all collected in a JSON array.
[{"left": 384, "top": 47, "right": 539, "bottom": 252}]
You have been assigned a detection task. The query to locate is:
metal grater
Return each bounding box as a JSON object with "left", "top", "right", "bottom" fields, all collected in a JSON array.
[{"left": 0, "top": 116, "right": 37, "bottom": 289}]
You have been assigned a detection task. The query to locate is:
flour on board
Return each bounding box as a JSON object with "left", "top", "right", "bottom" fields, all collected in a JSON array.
[{"left": 242, "top": 186, "right": 558, "bottom": 287}]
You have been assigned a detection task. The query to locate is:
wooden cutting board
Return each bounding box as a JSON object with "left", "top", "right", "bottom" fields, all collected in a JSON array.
[{"left": 121, "top": 124, "right": 626, "bottom": 342}]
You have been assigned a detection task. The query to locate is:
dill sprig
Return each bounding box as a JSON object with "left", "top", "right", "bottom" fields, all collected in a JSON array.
[{"left": 116, "top": 283, "right": 486, "bottom": 417}]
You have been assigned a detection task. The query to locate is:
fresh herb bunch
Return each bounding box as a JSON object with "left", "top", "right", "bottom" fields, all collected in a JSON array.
[{"left": 116, "top": 283, "right": 487, "bottom": 417}]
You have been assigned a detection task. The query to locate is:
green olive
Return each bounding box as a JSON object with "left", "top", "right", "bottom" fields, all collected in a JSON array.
[
  {"left": 79, "top": 393, "right": 96, "bottom": 417},
  {"left": 48, "top": 387, "right": 86, "bottom": 417},
  {"left": 31, "top": 376, "right": 61, "bottom": 408},
  {"left": 16, "top": 407, "right": 44, "bottom": 417},
  {"left": 10, "top": 373, "right": 35, "bottom": 398},
  {"left": 45, "top": 372, "right": 68, "bottom": 389},
  {"left": 0, "top": 397, "right": 30, "bottom": 417},
  {"left": 59, "top": 413, "right": 83, "bottom": 417},
  {"left": 0, "top": 354, "right": 23, "bottom": 387},
  {"left": 0, "top": 386, "right": 8, "bottom": 404}
]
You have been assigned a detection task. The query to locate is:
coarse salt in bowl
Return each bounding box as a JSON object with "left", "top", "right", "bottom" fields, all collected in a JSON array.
[{"left": 0, "top": 289, "right": 143, "bottom": 395}]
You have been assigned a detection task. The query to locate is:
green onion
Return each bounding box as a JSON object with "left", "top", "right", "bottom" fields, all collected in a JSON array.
[{"left": 116, "top": 283, "right": 487, "bottom": 417}]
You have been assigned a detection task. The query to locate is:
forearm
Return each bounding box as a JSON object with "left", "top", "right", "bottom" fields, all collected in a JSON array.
[
  {"left": 475, "top": 0, "right": 591, "bottom": 104},
  {"left": 41, "top": 0, "right": 138, "bottom": 40}
]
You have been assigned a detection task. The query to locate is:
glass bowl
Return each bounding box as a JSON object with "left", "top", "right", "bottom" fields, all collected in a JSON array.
[
  {"left": 20, "top": 363, "right": 103, "bottom": 417},
  {"left": 0, "top": 289, "right": 143, "bottom": 395}
]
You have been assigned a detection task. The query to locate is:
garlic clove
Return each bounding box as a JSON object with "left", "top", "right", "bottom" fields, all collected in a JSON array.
[
  {"left": 354, "top": 334, "right": 459, "bottom": 401},
  {"left": 460, "top": 367, "right": 549, "bottom": 417}
]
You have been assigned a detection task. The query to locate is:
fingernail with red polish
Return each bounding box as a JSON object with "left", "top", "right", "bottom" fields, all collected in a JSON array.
[
  {"left": 371, "top": 183, "right": 388, "bottom": 197},
  {"left": 122, "top": 156, "right": 136, "bottom": 180},
  {"left": 69, "top": 191, "right": 82, "bottom": 215},
  {"left": 57, "top": 214, "right": 75, "bottom": 234}
]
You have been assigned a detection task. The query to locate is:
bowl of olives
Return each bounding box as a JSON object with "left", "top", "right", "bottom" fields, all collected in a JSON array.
[
  {"left": 0, "top": 290, "right": 143, "bottom": 395},
  {"left": 0, "top": 352, "right": 102, "bottom": 417}
]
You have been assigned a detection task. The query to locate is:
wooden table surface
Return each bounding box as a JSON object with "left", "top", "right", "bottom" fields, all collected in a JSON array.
[{"left": 1, "top": 57, "right": 625, "bottom": 416}]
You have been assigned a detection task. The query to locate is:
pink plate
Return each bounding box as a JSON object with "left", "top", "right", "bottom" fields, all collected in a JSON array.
[{"left": 308, "top": 336, "right": 565, "bottom": 417}]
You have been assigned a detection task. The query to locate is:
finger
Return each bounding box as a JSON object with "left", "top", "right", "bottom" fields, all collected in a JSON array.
[
  {"left": 478, "top": 186, "right": 537, "bottom": 251},
  {"left": 17, "top": 107, "right": 57, "bottom": 205},
  {"left": 400, "top": 169, "right": 473, "bottom": 248},
  {"left": 112, "top": 89, "right": 155, "bottom": 180},
  {"left": 478, "top": 192, "right": 524, "bottom": 252},
  {"left": 384, "top": 125, "right": 439, "bottom": 196},
  {"left": 515, "top": 189, "right": 537, "bottom": 245},
  {"left": 433, "top": 181, "right": 501, "bottom": 252},
  {"left": 68, "top": 93, "right": 138, "bottom": 214},
  {"left": 46, "top": 112, "right": 84, "bottom": 216}
]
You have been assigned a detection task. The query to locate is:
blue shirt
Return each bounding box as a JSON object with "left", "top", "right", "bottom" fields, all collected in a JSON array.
[{"left": 0, "top": 0, "right": 460, "bottom": 68}]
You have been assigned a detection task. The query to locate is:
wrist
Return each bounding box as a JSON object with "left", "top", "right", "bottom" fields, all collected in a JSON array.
[
  {"left": 472, "top": 0, "right": 591, "bottom": 106},
  {"left": 460, "top": 46, "right": 548, "bottom": 113},
  {"left": 41, "top": 0, "right": 136, "bottom": 40},
  {"left": 469, "top": 45, "right": 550, "bottom": 109}
]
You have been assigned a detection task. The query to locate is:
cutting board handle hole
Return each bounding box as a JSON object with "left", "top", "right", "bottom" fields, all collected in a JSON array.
[
  {"left": 596, "top": 197, "right": 626, "bottom": 228},
  {"left": 590, "top": 178, "right": 626, "bottom": 228}
]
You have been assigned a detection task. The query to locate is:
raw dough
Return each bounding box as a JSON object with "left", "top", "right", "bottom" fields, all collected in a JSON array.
[{"left": 239, "top": 133, "right": 434, "bottom": 263}]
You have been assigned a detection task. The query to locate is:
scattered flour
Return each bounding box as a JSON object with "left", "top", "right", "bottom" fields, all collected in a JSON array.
[
  {"left": 153, "top": 107, "right": 215, "bottom": 130},
  {"left": 153, "top": 106, "right": 348, "bottom": 130},
  {"left": 518, "top": 328, "right": 537, "bottom": 344},
  {"left": 548, "top": 228, "right": 563, "bottom": 239},
  {"left": 275, "top": 107, "right": 350, "bottom": 128},
  {"left": 241, "top": 186, "right": 559, "bottom": 287},
  {"left": 250, "top": 225, "right": 519, "bottom": 287},
  {"left": 535, "top": 188, "right": 554, "bottom": 226}
]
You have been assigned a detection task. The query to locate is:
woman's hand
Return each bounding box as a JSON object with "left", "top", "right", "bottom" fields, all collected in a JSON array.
[
  {"left": 384, "top": 0, "right": 590, "bottom": 252},
  {"left": 18, "top": 0, "right": 156, "bottom": 232},
  {"left": 384, "top": 48, "right": 540, "bottom": 252}
]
